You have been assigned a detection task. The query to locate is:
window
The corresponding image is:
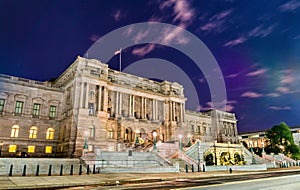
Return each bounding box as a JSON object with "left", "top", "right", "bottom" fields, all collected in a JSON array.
[
  {"left": 109, "top": 129, "right": 114, "bottom": 139},
  {"left": 88, "top": 144, "right": 93, "bottom": 152},
  {"left": 10, "top": 125, "right": 19, "bottom": 137},
  {"left": 29, "top": 126, "right": 38, "bottom": 138},
  {"left": 46, "top": 128, "right": 54, "bottom": 140},
  {"left": 15, "top": 101, "right": 24, "bottom": 114},
  {"left": 0, "top": 99, "right": 5, "bottom": 113},
  {"left": 45, "top": 146, "right": 52, "bottom": 153},
  {"left": 89, "top": 126, "right": 95, "bottom": 138},
  {"left": 88, "top": 103, "right": 94, "bottom": 115},
  {"left": 49, "top": 106, "right": 56, "bottom": 118},
  {"left": 9, "top": 145, "right": 17, "bottom": 152},
  {"left": 28, "top": 146, "right": 35, "bottom": 153},
  {"left": 32, "top": 103, "right": 41, "bottom": 117}
]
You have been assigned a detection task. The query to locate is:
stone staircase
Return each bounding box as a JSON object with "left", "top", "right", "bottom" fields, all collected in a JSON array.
[
  {"left": 185, "top": 140, "right": 213, "bottom": 161},
  {"left": 83, "top": 150, "right": 178, "bottom": 173}
]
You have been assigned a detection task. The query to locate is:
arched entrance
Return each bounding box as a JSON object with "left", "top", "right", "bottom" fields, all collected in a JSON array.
[
  {"left": 124, "top": 127, "right": 133, "bottom": 142},
  {"left": 220, "top": 152, "right": 231, "bottom": 165},
  {"left": 204, "top": 153, "right": 214, "bottom": 166}
]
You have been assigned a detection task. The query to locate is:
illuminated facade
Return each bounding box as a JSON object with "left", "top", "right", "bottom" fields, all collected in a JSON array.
[{"left": 0, "top": 56, "right": 238, "bottom": 157}]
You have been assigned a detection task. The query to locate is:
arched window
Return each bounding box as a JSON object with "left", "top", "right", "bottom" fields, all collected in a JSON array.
[
  {"left": 11, "top": 125, "right": 19, "bottom": 137},
  {"left": 29, "top": 126, "right": 38, "bottom": 138},
  {"left": 46, "top": 128, "right": 54, "bottom": 140}
]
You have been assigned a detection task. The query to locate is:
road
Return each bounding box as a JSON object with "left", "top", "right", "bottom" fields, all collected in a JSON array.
[
  {"left": 182, "top": 174, "right": 300, "bottom": 190},
  {"left": 81, "top": 170, "right": 300, "bottom": 190}
]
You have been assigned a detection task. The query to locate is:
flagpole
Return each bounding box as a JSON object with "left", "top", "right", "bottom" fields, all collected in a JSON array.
[{"left": 119, "top": 48, "right": 122, "bottom": 72}]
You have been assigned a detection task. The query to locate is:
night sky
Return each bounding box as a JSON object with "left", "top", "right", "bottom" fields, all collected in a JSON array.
[{"left": 1, "top": 0, "right": 300, "bottom": 133}]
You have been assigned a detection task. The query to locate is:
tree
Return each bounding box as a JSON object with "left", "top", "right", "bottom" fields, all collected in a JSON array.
[{"left": 265, "top": 122, "right": 300, "bottom": 159}]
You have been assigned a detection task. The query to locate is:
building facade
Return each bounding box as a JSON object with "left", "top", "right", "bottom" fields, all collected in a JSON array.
[{"left": 0, "top": 56, "right": 238, "bottom": 158}]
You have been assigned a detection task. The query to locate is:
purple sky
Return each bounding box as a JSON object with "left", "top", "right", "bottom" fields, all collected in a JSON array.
[{"left": 1, "top": 0, "right": 300, "bottom": 132}]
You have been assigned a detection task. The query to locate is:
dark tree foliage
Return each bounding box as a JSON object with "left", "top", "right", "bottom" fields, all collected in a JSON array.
[{"left": 265, "top": 122, "right": 300, "bottom": 159}]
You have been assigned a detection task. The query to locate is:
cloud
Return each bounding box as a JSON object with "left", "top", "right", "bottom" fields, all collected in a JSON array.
[
  {"left": 223, "top": 37, "right": 247, "bottom": 47},
  {"left": 158, "top": 0, "right": 195, "bottom": 28},
  {"left": 280, "top": 75, "right": 294, "bottom": 84},
  {"left": 276, "top": 86, "right": 290, "bottom": 93},
  {"left": 246, "top": 68, "right": 268, "bottom": 76},
  {"left": 268, "top": 106, "right": 291, "bottom": 111},
  {"left": 132, "top": 44, "right": 156, "bottom": 57},
  {"left": 199, "top": 9, "right": 233, "bottom": 33},
  {"left": 248, "top": 24, "right": 275, "bottom": 38},
  {"left": 267, "top": 93, "right": 280, "bottom": 97},
  {"left": 89, "top": 34, "right": 101, "bottom": 42},
  {"left": 202, "top": 100, "right": 237, "bottom": 112},
  {"left": 111, "top": 9, "right": 125, "bottom": 22},
  {"left": 241, "top": 91, "right": 263, "bottom": 98},
  {"left": 226, "top": 72, "right": 240, "bottom": 78},
  {"left": 278, "top": 0, "right": 300, "bottom": 12}
]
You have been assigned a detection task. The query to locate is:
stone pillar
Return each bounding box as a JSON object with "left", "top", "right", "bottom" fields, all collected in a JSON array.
[
  {"left": 141, "top": 97, "right": 144, "bottom": 119},
  {"left": 172, "top": 101, "right": 175, "bottom": 121},
  {"left": 119, "top": 92, "right": 122, "bottom": 116},
  {"left": 180, "top": 103, "right": 183, "bottom": 122},
  {"left": 129, "top": 95, "right": 132, "bottom": 117},
  {"left": 152, "top": 99, "right": 155, "bottom": 120},
  {"left": 144, "top": 98, "right": 147, "bottom": 119},
  {"left": 97, "top": 86, "right": 102, "bottom": 111},
  {"left": 80, "top": 82, "right": 84, "bottom": 108},
  {"left": 115, "top": 91, "right": 119, "bottom": 116},
  {"left": 103, "top": 87, "right": 108, "bottom": 112},
  {"left": 85, "top": 83, "right": 89, "bottom": 109},
  {"left": 132, "top": 95, "right": 135, "bottom": 117}
]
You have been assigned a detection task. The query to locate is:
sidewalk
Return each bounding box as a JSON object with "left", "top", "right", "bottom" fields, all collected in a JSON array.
[{"left": 1, "top": 168, "right": 300, "bottom": 189}]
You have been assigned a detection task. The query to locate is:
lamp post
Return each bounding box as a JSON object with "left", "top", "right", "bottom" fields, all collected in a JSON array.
[
  {"left": 83, "top": 130, "right": 89, "bottom": 151},
  {"left": 135, "top": 129, "right": 140, "bottom": 145},
  {"left": 178, "top": 134, "right": 182, "bottom": 151},
  {"left": 153, "top": 131, "right": 157, "bottom": 151},
  {"left": 0, "top": 141, "right": 3, "bottom": 157},
  {"left": 187, "top": 134, "right": 192, "bottom": 147},
  {"left": 261, "top": 141, "right": 265, "bottom": 154},
  {"left": 249, "top": 140, "right": 255, "bottom": 164}
]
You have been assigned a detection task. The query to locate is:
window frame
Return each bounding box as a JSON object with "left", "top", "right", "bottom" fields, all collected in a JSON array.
[
  {"left": 32, "top": 103, "right": 41, "bottom": 117},
  {"left": 29, "top": 126, "right": 38, "bottom": 139},
  {"left": 0, "top": 99, "right": 5, "bottom": 113},
  {"left": 49, "top": 105, "right": 57, "bottom": 118},
  {"left": 15, "top": 101, "right": 24, "bottom": 114},
  {"left": 46, "top": 128, "right": 55, "bottom": 140},
  {"left": 10, "top": 125, "right": 20, "bottom": 138}
]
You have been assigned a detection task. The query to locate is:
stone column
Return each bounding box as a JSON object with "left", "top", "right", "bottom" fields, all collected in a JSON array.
[
  {"left": 80, "top": 82, "right": 84, "bottom": 108},
  {"left": 141, "top": 97, "right": 144, "bottom": 119},
  {"left": 132, "top": 95, "right": 135, "bottom": 117},
  {"left": 129, "top": 95, "right": 132, "bottom": 117},
  {"left": 180, "top": 103, "right": 183, "bottom": 122},
  {"left": 115, "top": 91, "right": 119, "bottom": 116},
  {"left": 119, "top": 92, "right": 122, "bottom": 116},
  {"left": 85, "top": 83, "right": 89, "bottom": 109},
  {"left": 152, "top": 99, "right": 155, "bottom": 120},
  {"left": 103, "top": 87, "right": 108, "bottom": 112},
  {"left": 97, "top": 86, "right": 102, "bottom": 112},
  {"left": 144, "top": 98, "right": 147, "bottom": 119}
]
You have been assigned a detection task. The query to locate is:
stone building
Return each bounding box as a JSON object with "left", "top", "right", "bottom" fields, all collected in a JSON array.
[{"left": 0, "top": 56, "right": 238, "bottom": 158}]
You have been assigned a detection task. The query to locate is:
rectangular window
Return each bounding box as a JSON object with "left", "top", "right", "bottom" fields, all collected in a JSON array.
[
  {"left": 0, "top": 99, "right": 5, "bottom": 113},
  {"left": 15, "top": 101, "right": 24, "bottom": 114},
  {"left": 28, "top": 146, "right": 35, "bottom": 153},
  {"left": 9, "top": 145, "right": 17, "bottom": 152},
  {"left": 45, "top": 146, "right": 52, "bottom": 153},
  {"left": 49, "top": 106, "right": 56, "bottom": 118},
  {"left": 32, "top": 103, "right": 40, "bottom": 117}
]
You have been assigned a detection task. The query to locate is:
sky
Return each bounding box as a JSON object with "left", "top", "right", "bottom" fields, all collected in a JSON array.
[{"left": 0, "top": 0, "right": 300, "bottom": 133}]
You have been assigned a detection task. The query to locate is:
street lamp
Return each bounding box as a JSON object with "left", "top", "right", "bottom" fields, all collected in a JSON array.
[
  {"left": 178, "top": 134, "right": 183, "bottom": 151},
  {"left": 0, "top": 141, "right": 3, "bottom": 157},
  {"left": 153, "top": 131, "right": 157, "bottom": 151},
  {"left": 249, "top": 140, "right": 256, "bottom": 164},
  {"left": 261, "top": 141, "right": 265, "bottom": 154},
  {"left": 135, "top": 129, "right": 140, "bottom": 145},
  {"left": 83, "top": 130, "right": 89, "bottom": 150},
  {"left": 187, "top": 134, "right": 192, "bottom": 147}
]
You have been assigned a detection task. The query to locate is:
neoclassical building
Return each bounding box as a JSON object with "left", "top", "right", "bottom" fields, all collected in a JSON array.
[{"left": 0, "top": 56, "right": 238, "bottom": 158}]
